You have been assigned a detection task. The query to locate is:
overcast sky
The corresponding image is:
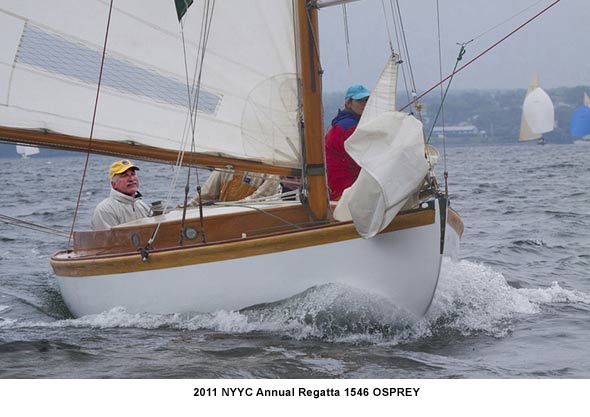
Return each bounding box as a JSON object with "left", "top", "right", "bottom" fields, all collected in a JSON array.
[{"left": 317, "top": 0, "right": 588, "bottom": 95}]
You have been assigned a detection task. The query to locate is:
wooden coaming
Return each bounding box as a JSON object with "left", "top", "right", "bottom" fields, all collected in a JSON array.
[
  {"left": 72, "top": 204, "right": 313, "bottom": 256},
  {"left": 51, "top": 205, "right": 436, "bottom": 277}
]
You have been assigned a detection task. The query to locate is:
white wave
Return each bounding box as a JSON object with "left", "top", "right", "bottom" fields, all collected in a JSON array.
[
  {"left": 428, "top": 258, "right": 590, "bottom": 337},
  {"left": 518, "top": 281, "right": 590, "bottom": 304},
  {"left": 299, "top": 357, "right": 346, "bottom": 376},
  {"left": 2, "top": 260, "right": 588, "bottom": 345},
  {"left": 427, "top": 259, "right": 539, "bottom": 336}
]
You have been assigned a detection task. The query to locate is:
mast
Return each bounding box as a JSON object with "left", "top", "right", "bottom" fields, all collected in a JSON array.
[{"left": 296, "top": 0, "right": 329, "bottom": 221}]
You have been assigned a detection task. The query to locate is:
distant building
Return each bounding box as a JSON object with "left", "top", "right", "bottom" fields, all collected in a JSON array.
[{"left": 432, "top": 125, "right": 485, "bottom": 139}]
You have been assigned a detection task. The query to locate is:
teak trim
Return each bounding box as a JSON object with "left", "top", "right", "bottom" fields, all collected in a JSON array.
[{"left": 51, "top": 208, "right": 436, "bottom": 277}]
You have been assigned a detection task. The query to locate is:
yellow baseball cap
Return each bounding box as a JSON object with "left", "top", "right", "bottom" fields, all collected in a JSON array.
[{"left": 109, "top": 159, "right": 139, "bottom": 179}]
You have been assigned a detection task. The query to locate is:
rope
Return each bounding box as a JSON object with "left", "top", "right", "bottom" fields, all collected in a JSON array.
[
  {"left": 146, "top": 0, "right": 216, "bottom": 250},
  {"left": 178, "top": 0, "right": 216, "bottom": 245},
  {"left": 400, "top": 0, "right": 562, "bottom": 112},
  {"left": 0, "top": 214, "right": 70, "bottom": 238},
  {"left": 67, "top": 0, "right": 115, "bottom": 248}
]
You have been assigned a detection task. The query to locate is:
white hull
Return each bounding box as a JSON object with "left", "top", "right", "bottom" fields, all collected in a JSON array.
[
  {"left": 56, "top": 200, "right": 458, "bottom": 318},
  {"left": 16, "top": 144, "right": 40, "bottom": 158}
]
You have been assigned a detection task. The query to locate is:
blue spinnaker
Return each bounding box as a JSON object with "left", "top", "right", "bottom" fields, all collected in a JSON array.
[{"left": 570, "top": 105, "right": 590, "bottom": 137}]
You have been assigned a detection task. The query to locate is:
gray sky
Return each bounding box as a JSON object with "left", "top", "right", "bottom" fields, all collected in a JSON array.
[{"left": 318, "top": 0, "right": 589, "bottom": 95}]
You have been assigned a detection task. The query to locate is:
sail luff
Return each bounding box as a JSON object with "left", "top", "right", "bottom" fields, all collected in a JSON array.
[
  {"left": 296, "top": 0, "right": 329, "bottom": 221},
  {"left": 0, "top": 126, "right": 299, "bottom": 176}
]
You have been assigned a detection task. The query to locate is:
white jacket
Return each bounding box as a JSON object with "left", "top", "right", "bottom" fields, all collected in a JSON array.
[{"left": 91, "top": 189, "right": 150, "bottom": 230}]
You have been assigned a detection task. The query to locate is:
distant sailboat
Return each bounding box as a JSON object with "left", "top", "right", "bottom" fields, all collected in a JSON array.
[
  {"left": 15, "top": 144, "right": 40, "bottom": 159},
  {"left": 519, "top": 72, "right": 554, "bottom": 145},
  {"left": 570, "top": 92, "right": 590, "bottom": 143}
]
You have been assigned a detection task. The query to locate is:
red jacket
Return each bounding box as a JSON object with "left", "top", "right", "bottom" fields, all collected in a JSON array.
[{"left": 325, "top": 110, "right": 361, "bottom": 200}]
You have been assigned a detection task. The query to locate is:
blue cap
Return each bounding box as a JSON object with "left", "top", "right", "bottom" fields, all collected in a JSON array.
[{"left": 345, "top": 84, "right": 370, "bottom": 100}]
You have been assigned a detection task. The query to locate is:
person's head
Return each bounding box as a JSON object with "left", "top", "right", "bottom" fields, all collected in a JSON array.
[
  {"left": 109, "top": 159, "right": 140, "bottom": 196},
  {"left": 344, "top": 84, "right": 370, "bottom": 116}
]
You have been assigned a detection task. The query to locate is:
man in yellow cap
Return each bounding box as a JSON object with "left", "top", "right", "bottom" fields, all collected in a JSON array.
[{"left": 91, "top": 159, "right": 151, "bottom": 230}]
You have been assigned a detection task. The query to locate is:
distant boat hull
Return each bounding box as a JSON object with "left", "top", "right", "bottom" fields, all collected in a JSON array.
[
  {"left": 15, "top": 144, "right": 40, "bottom": 159},
  {"left": 52, "top": 199, "right": 462, "bottom": 318},
  {"left": 573, "top": 139, "right": 590, "bottom": 144}
]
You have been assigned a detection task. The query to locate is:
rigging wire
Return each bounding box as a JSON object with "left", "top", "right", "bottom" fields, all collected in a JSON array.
[
  {"left": 67, "top": 0, "right": 115, "bottom": 249},
  {"left": 392, "top": 0, "right": 422, "bottom": 119},
  {"left": 341, "top": 4, "right": 352, "bottom": 84},
  {"left": 145, "top": 0, "right": 216, "bottom": 249},
  {"left": 435, "top": 0, "right": 448, "bottom": 196},
  {"left": 379, "top": 0, "right": 396, "bottom": 54},
  {"left": 426, "top": 45, "right": 466, "bottom": 145},
  {"left": 178, "top": 0, "right": 216, "bottom": 245},
  {"left": 0, "top": 214, "right": 70, "bottom": 238},
  {"left": 383, "top": 0, "right": 416, "bottom": 115},
  {"left": 400, "top": 0, "right": 562, "bottom": 112},
  {"left": 467, "top": 0, "right": 550, "bottom": 44},
  {"left": 385, "top": 1, "right": 411, "bottom": 109}
]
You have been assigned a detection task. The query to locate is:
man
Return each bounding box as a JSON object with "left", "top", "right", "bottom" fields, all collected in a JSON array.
[
  {"left": 91, "top": 159, "right": 151, "bottom": 230},
  {"left": 324, "top": 84, "right": 370, "bottom": 200},
  {"left": 187, "top": 166, "right": 281, "bottom": 206}
]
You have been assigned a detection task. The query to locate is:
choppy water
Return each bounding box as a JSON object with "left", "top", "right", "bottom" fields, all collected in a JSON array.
[{"left": 1, "top": 143, "right": 590, "bottom": 378}]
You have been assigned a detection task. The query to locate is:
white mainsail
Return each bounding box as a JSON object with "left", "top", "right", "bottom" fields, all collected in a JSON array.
[
  {"left": 519, "top": 72, "right": 554, "bottom": 141},
  {"left": 0, "top": 1, "right": 301, "bottom": 167}
]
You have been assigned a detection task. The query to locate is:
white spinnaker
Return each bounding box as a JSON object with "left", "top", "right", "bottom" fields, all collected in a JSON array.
[
  {"left": 519, "top": 72, "right": 554, "bottom": 142},
  {"left": 522, "top": 87, "right": 554, "bottom": 135},
  {"left": 0, "top": 0, "right": 301, "bottom": 167}
]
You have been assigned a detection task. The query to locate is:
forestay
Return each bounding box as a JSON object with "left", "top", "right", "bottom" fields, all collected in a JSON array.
[
  {"left": 0, "top": 0, "right": 301, "bottom": 167},
  {"left": 334, "top": 56, "right": 429, "bottom": 238}
]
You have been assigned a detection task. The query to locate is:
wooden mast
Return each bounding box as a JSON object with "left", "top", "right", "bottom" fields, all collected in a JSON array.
[{"left": 297, "top": 0, "right": 329, "bottom": 221}]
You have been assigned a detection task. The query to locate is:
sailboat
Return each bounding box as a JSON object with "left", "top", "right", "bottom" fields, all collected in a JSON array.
[
  {"left": 15, "top": 144, "right": 40, "bottom": 159},
  {"left": 570, "top": 92, "right": 590, "bottom": 143},
  {"left": 519, "top": 72, "right": 555, "bottom": 145},
  {"left": 0, "top": 0, "right": 463, "bottom": 318}
]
